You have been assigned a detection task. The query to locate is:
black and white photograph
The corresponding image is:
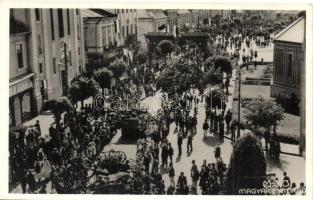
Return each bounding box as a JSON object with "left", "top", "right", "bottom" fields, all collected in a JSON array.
[{"left": 5, "top": 4, "right": 311, "bottom": 196}]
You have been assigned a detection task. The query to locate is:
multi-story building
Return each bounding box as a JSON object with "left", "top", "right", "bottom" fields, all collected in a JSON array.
[
  {"left": 82, "top": 9, "right": 118, "bottom": 71},
  {"left": 113, "top": 9, "right": 138, "bottom": 46},
  {"left": 9, "top": 8, "right": 85, "bottom": 126},
  {"left": 137, "top": 9, "right": 168, "bottom": 49}
]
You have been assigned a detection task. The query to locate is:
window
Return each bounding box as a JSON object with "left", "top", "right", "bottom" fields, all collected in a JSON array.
[
  {"left": 50, "top": 9, "right": 55, "bottom": 40},
  {"left": 37, "top": 34, "right": 43, "bottom": 55},
  {"left": 126, "top": 9, "right": 128, "bottom": 13},
  {"left": 79, "top": 66, "right": 82, "bottom": 73},
  {"left": 76, "top": 9, "right": 79, "bottom": 15},
  {"left": 78, "top": 47, "right": 80, "bottom": 55},
  {"left": 131, "top": 25, "right": 133, "bottom": 34},
  {"left": 67, "top": 9, "right": 70, "bottom": 35},
  {"left": 39, "top": 63, "right": 43, "bottom": 73},
  {"left": 122, "top": 9, "right": 124, "bottom": 13},
  {"left": 53, "top": 57, "right": 56, "bottom": 74},
  {"left": 135, "top": 25, "right": 137, "bottom": 34},
  {"left": 77, "top": 24, "right": 81, "bottom": 40},
  {"left": 287, "top": 53, "right": 293, "bottom": 77},
  {"left": 35, "top": 9, "right": 40, "bottom": 21},
  {"left": 58, "top": 9, "right": 64, "bottom": 38},
  {"left": 16, "top": 44, "right": 24, "bottom": 69},
  {"left": 122, "top": 26, "right": 124, "bottom": 38},
  {"left": 126, "top": 25, "right": 129, "bottom": 36}
]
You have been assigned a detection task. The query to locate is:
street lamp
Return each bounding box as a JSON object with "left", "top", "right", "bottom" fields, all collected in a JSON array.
[{"left": 237, "top": 62, "right": 247, "bottom": 138}]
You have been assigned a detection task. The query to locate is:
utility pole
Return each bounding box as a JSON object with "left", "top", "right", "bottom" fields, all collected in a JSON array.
[{"left": 237, "top": 69, "right": 241, "bottom": 139}]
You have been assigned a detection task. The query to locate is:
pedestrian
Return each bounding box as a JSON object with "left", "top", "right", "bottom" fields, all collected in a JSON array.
[
  {"left": 26, "top": 169, "right": 35, "bottom": 193},
  {"left": 177, "top": 172, "right": 187, "bottom": 194},
  {"left": 190, "top": 160, "right": 200, "bottom": 189},
  {"left": 230, "top": 122, "right": 236, "bottom": 142},
  {"left": 203, "top": 119, "right": 209, "bottom": 138},
  {"left": 225, "top": 109, "right": 232, "bottom": 131},
  {"left": 177, "top": 132, "right": 183, "bottom": 156},
  {"left": 168, "top": 143, "right": 174, "bottom": 164},
  {"left": 35, "top": 120, "right": 41, "bottom": 135},
  {"left": 214, "top": 146, "right": 221, "bottom": 162},
  {"left": 161, "top": 143, "right": 168, "bottom": 168},
  {"left": 168, "top": 163, "right": 175, "bottom": 187},
  {"left": 187, "top": 132, "right": 193, "bottom": 153}
]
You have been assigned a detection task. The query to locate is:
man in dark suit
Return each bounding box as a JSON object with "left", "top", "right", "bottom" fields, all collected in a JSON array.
[
  {"left": 177, "top": 171, "right": 187, "bottom": 191},
  {"left": 177, "top": 133, "right": 183, "bottom": 156}
]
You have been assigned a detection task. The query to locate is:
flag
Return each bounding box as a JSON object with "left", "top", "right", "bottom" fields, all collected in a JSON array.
[
  {"left": 158, "top": 24, "right": 166, "bottom": 31},
  {"left": 173, "top": 25, "right": 177, "bottom": 38}
]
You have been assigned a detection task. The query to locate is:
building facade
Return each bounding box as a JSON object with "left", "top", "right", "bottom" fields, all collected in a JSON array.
[
  {"left": 270, "top": 17, "right": 305, "bottom": 155},
  {"left": 271, "top": 17, "right": 304, "bottom": 100},
  {"left": 137, "top": 9, "right": 168, "bottom": 49},
  {"left": 83, "top": 9, "right": 118, "bottom": 71},
  {"left": 9, "top": 8, "right": 85, "bottom": 126},
  {"left": 113, "top": 9, "right": 138, "bottom": 46}
]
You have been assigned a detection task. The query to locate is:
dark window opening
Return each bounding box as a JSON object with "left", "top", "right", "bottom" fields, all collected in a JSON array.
[
  {"left": 50, "top": 9, "right": 55, "bottom": 40},
  {"left": 69, "top": 51, "right": 72, "bottom": 66},
  {"left": 53, "top": 57, "right": 56, "bottom": 74},
  {"left": 35, "top": 9, "right": 40, "bottom": 21},
  {"left": 58, "top": 9, "right": 64, "bottom": 38},
  {"left": 67, "top": 9, "right": 70, "bottom": 35},
  {"left": 39, "top": 63, "right": 43, "bottom": 73},
  {"left": 16, "top": 44, "right": 23, "bottom": 69}
]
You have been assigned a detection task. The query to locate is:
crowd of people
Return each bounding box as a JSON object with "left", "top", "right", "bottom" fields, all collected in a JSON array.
[
  {"left": 8, "top": 12, "right": 305, "bottom": 195},
  {"left": 9, "top": 105, "right": 120, "bottom": 193}
]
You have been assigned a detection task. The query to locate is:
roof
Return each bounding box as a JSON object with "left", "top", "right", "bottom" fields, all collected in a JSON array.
[
  {"left": 138, "top": 9, "right": 167, "bottom": 19},
  {"left": 146, "top": 32, "right": 174, "bottom": 36},
  {"left": 274, "top": 17, "right": 304, "bottom": 44},
  {"left": 82, "top": 9, "right": 117, "bottom": 18},
  {"left": 10, "top": 16, "right": 30, "bottom": 35},
  {"left": 177, "top": 9, "right": 191, "bottom": 15}
]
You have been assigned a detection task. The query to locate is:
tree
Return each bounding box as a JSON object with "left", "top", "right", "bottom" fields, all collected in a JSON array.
[
  {"left": 94, "top": 68, "right": 113, "bottom": 95},
  {"left": 243, "top": 96, "right": 285, "bottom": 132},
  {"left": 226, "top": 133, "right": 267, "bottom": 194},
  {"left": 43, "top": 97, "right": 72, "bottom": 123},
  {"left": 158, "top": 40, "right": 175, "bottom": 57},
  {"left": 214, "top": 55, "right": 232, "bottom": 75},
  {"left": 69, "top": 75, "right": 99, "bottom": 107},
  {"left": 202, "top": 67, "right": 223, "bottom": 86},
  {"left": 109, "top": 58, "right": 127, "bottom": 80}
]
